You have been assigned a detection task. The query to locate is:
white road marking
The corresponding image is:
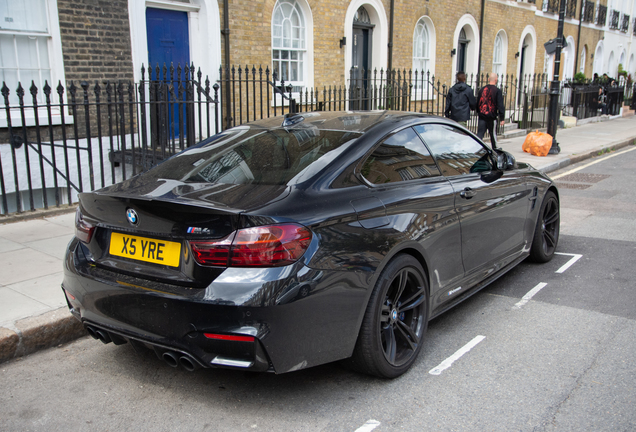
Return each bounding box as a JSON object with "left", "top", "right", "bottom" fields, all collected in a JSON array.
[
  {"left": 554, "top": 252, "right": 583, "bottom": 273},
  {"left": 513, "top": 282, "right": 548, "bottom": 309},
  {"left": 428, "top": 335, "right": 486, "bottom": 375},
  {"left": 355, "top": 420, "right": 381, "bottom": 432},
  {"left": 551, "top": 146, "right": 636, "bottom": 180}
]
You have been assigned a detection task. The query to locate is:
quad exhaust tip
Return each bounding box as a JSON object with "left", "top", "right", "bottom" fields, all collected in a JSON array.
[
  {"left": 85, "top": 325, "right": 112, "bottom": 344},
  {"left": 85, "top": 324, "right": 200, "bottom": 372},
  {"left": 161, "top": 350, "right": 200, "bottom": 371}
]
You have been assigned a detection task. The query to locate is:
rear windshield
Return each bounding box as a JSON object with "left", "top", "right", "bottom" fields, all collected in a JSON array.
[{"left": 147, "top": 126, "right": 362, "bottom": 185}]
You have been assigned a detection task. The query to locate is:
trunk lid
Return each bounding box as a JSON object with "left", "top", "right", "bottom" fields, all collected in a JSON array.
[{"left": 78, "top": 181, "right": 290, "bottom": 287}]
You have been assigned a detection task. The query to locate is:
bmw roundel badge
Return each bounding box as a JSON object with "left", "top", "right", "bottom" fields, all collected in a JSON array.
[{"left": 126, "top": 208, "right": 139, "bottom": 226}]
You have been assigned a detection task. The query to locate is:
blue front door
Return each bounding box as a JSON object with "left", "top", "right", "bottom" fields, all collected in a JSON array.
[{"left": 146, "top": 8, "right": 190, "bottom": 138}]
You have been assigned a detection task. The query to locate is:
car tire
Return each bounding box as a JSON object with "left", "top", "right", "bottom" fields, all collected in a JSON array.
[
  {"left": 529, "top": 190, "right": 560, "bottom": 263},
  {"left": 350, "top": 254, "right": 429, "bottom": 378}
]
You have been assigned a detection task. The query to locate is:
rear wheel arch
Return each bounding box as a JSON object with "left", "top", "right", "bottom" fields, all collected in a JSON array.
[
  {"left": 529, "top": 188, "right": 560, "bottom": 263},
  {"left": 349, "top": 252, "right": 430, "bottom": 377},
  {"left": 369, "top": 246, "right": 431, "bottom": 303}
]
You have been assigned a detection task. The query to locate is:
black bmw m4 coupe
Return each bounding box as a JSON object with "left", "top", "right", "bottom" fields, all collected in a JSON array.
[{"left": 63, "top": 111, "right": 559, "bottom": 378}]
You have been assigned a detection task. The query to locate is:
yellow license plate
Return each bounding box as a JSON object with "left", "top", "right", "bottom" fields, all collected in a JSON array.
[{"left": 109, "top": 232, "right": 181, "bottom": 267}]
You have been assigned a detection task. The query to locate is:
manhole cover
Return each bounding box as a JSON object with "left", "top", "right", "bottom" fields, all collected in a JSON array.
[
  {"left": 556, "top": 182, "right": 592, "bottom": 190},
  {"left": 557, "top": 173, "right": 611, "bottom": 183}
]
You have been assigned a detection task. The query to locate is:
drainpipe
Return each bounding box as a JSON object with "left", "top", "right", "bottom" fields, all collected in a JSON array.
[
  {"left": 388, "top": 0, "right": 395, "bottom": 72},
  {"left": 222, "top": 0, "right": 231, "bottom": 129},
  {"left": 477, "top": 0, "right": 486, "bottom": 86}
]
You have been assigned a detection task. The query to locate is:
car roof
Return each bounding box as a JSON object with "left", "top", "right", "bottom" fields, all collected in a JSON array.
[{"left": 243, "top": 110, "right": 450, "bottom": 134}]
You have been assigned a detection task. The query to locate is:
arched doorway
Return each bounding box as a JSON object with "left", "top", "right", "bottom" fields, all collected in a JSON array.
[
  {"left": 451, "top": 15, "right": 479, "bottom": 81},
  {"left": 608, "top": 51, "right": 616, "bottom": 77},
  {"left": 350, "top": 6, "right": 374, "bottom": 109},
  {"left": 580, "top": 45, "right": 587, "bottom": 74},
  {"left": 593, "top": 42, "right": 604, "bottom": 75},
  {"left": 517, "top": 26, "right": 536, "bottom": 101},
  {"left": 562, "top": 36, "right": 575, "bottom": 80},
  {"left": 343, "top": 0, "right": 388, "bottom": 91},
  {"left": 618, "top": 51, "right": 626, "bottom": 81}
]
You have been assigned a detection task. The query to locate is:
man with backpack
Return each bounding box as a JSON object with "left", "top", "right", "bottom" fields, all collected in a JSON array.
[
  {"left": 477, "top": 74, "right": 505, "bottom": 150},
  {"left": 444, "top": 71, "right": 476, "bottom": 127}
]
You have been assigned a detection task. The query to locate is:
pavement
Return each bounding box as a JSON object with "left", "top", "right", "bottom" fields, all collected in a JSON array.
[{"left": 0, "top": 114, "right": 635, "bottom": 364}]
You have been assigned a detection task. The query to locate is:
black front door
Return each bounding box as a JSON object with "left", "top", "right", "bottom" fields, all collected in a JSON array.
[
  {"left": 351, "top": 27, "right": 371, "bottom": 109},
  {"left": 456, "top": 28, "right": 469, "bottom": 74},
  {"left": 457, "top": 43, "right": 467, "bottom": 73},
  {"left": 518, "top": 45, "right": 527, "bottom": 101}
]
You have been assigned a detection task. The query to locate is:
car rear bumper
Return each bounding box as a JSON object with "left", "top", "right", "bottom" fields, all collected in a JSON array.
[{"left": 62, "top": 238, "right": 369, "bottom": 373}]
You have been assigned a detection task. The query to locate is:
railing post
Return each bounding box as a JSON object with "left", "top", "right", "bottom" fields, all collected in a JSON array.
[
  {"left": 94, "top": 82, "right": 106, "bottom": 186},
  {"left": 69, "top": 82, "right": 85, "bottom": 192},
  {"left": 30, "top": 82, "right": 47, "bottom": 210},
  {"left": 116, "top": 82, "right": 128, "bottom": 180},
  {"left": 81, "top": 81, "right": 95, "bottom": 190},
  {"left": 1, "top": 83, "right": 21, "bottom": 213},
  {"left": 43, "top": 82, "right": 60, "bottom": 207}
]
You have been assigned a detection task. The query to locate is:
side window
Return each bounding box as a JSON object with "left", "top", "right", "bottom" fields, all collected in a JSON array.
[
  {"left": 360, "top": 127, "right": 441, "bottom": 185},
  {"left": 414, "top": 124, "right": 493, "bottom": 176}
]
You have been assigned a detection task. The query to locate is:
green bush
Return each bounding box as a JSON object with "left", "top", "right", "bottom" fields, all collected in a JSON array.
[
  {"left": 618, "top": 63, "right": 627, "bottom": 77},
  {"left": 573, "top": 72, "right": 587, "bottom": 84}
]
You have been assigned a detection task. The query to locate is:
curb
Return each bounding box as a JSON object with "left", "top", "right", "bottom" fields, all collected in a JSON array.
[
  {"left": 539, "top": 137, "right": 635, "bottom": 174},
  {"left": 0, "top": 307, "right": 87, "bottom": 364},
  {"left": 0, "top": 137, "right": 635, "bottom": 365}
]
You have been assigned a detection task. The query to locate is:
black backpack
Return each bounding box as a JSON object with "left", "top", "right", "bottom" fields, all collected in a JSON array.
[{"left": 479, "top": 86, "right": 495, "bottom": 117}]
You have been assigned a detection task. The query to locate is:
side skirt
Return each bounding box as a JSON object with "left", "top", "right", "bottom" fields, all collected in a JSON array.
[{"left": 429, "top": 252, "right": 529, "bottom": 320}]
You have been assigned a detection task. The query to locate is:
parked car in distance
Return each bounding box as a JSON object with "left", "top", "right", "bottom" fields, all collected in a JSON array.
[{"left": 63, "top": 111, "right": 560, "bottom": 378}]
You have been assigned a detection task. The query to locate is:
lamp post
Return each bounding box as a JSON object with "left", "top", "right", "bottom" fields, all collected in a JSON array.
[{"left": 546, "top": 0, "right": 567, "bottom": 155}]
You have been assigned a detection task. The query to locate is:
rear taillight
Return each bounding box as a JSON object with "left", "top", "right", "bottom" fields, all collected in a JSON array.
[
  {"left": 190, "top": 235, "right": 233, "bottom": 266},
  {"left": 75, "top": 208, "right": 95, "bottom": 244},
  {"left": 190, "top": 223, "right": 312, "bottom": 267}
]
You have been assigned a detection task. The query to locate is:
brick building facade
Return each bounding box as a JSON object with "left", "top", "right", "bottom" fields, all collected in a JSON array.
[{"left": 0, "top": 0, "right": 632, "bottom": 114}]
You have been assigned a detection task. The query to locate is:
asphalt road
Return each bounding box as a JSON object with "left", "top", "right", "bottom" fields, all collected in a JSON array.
[{"left": 1, "top": 146, "right": 635, "bottom": 432}]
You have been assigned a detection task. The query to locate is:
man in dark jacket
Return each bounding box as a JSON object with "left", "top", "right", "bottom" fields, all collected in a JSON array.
[
  {"left": 477, "top": 74, "right": 505, "bottom": 150},
  {"left": 445, "top": 71, "right": 476, "bottom": 127}
]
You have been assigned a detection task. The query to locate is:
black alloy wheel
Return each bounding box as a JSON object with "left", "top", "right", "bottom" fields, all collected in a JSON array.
[
  {"left": 529, "top": 190, "right": 560, "bottom": 263},
  {"left": 350, "top": 254, "right": 429, "bottom": 378}
]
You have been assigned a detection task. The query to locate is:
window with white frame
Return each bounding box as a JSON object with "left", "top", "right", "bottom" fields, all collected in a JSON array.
[
  {"left": 272, "top": 0, "right": 306, "bottom": 93},
  {"left": 413, "top": 19, "right": 430, "bottom": 76},
  {"left": 0, "top": 0, "right": 52, "bottom": 106},
  {"left": 493, "top": 33, "right": 504, "bottom": 76}
]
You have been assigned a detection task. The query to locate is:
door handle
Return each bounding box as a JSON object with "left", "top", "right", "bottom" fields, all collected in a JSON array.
[{"left": 460, "top": 187, "right": 476, "bottom": 199}]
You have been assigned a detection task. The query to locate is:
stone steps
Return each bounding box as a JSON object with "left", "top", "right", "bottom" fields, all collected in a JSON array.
[{"left": 500, "top": 128, "right": 528, "bottom": 139}]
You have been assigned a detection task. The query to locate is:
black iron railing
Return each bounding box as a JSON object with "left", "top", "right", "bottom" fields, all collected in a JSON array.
[
  {"left": 568, "top": 84, "right": 624, "bottom": 119},
  {"left": 0, "top": 63, "right": 219, "bottom": 215},
  {"left": 1, "top": 66, "right": 554, "bottom": 216}
]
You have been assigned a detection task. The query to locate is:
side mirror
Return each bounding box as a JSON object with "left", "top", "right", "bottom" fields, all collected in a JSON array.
[
  {"left": 480, "top": 170, "right": 503, "bottom": 184},
  {"left": 496, "top": 150, "right": 516, "bottom": 171}
]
